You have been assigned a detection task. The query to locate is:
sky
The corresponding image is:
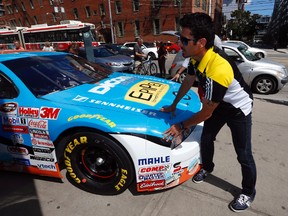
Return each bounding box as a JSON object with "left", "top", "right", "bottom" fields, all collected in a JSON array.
[{"left": 245, "top": 0, "right": 275, "bottom": 16}]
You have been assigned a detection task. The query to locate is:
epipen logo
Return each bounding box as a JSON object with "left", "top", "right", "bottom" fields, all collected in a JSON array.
[{"left": 124, "top": 81, "right": 169, "bottom": 106}]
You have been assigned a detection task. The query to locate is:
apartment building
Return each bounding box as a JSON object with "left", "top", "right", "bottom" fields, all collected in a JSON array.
[{"left": 0, "top": 0, "right": 223, "bottom": 43}]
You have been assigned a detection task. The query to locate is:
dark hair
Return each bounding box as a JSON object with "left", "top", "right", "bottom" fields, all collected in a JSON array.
[{"left": 180, "top": 12, "right": 215, "bottom": 49}]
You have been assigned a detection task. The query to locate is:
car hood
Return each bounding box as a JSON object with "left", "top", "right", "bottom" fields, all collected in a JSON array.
[
  {"left": 253, "top": 58, "right": 286, "bottom": 70},
  {"left": 41, "top": 72, "right": 201, "bottom": 137}
]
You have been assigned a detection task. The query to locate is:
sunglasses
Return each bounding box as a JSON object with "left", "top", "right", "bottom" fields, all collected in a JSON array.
[{"left": 180, "top": 35, "right": 197, "bottom": 46}]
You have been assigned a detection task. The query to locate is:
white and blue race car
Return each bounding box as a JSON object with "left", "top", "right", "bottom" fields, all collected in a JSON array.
[{"left": 0, "top": 51, "right": 202, "bottom": 195}]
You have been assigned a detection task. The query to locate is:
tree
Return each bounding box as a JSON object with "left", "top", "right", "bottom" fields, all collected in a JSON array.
[{"left": 226, "top": 10, "right": 261, "bottom": 42}]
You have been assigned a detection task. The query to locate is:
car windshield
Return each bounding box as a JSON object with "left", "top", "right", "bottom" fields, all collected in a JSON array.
[
  {"left": 94, "top": 48, "right": 115, "bottom": 57},
  {"left": 237, "top": 45, "right": 259, "bottom": 61},
  {"left": 3, "top": 54, "right": 112, "bottom": 97}
]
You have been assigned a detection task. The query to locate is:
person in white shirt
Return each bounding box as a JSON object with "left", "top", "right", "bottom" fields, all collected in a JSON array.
[{"left": 42, "top": 41, "right": 54, "bottom": 52}]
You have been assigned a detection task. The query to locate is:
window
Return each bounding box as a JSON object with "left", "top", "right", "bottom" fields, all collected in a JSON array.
[
  {"left": 21, "top": 1, "right": 26, "bottom": 11},
  {"left": 153, "top": 0, "right": 161, "bottom": 8},
  {"left": 85, "top": 6, "right": 91, "bottom": 18},
  {"left": 134, "top": 20, "right": 140, "bottom": 37},
  {"left": 49, "top": 0, "right": 53, "bottom": 5},
  {"left": 73, "top": 8, "right": 79, "bottom": 19},
  {"left": 195, "top": 0, "right": 200, "bottom": 7},
  {"left": 115, "top": 1, "right": 122, "bottom": 14},
  {"left": 0, "top": 73, "right": 18, "bottom": 99},
  {"left": 33, "top": 16, "right": 38, "bottom": 24},
  {"left": 18, "top": 18, "right": 23, "bottom": 26},
  {"left": 174, "top": 0, "right": 180, "bottom": 7},
  {"left": 14, "top": 4, "right": 19, "bottom": 12},
  {"left": 133, "top": 0, "right": 139, "bottom": 11},
  {"left": 93, "top": 10, "right": 97, "bottom": 15},
  {"left": 117, "top": 22, "right": 124, "bottom": 37},
  {"left": 6, "top": 5, "right": 13, "bottom": 14},
  {"left": 202, "top": 0, "right": 207, "bottom": 11},
  {"left": 100, "top": 4, "right": 105, "bottom": 16},
  {"left": 153, "top": 19, "right": 160, "bottom": 35},
  {"left": 30, "top": 0, "right": 34, "bottom": 9}
]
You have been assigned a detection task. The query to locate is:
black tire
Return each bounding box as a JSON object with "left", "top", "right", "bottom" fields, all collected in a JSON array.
[
  {"left": 149, "top": 63, "right": 158, "bottom": 76},
  {"left": 62, "top": 131, "right": 134, "bottom": 195},
  {"left": 148, "top": 52, "right": 156, "bottom": 60},
  {"left": 252, "top": 75, "right": 277, "bottom": 94}
]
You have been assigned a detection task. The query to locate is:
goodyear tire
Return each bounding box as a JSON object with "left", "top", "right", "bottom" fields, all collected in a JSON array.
[{"left": 63, "top": 132, "right": 134, "bottom": 195}]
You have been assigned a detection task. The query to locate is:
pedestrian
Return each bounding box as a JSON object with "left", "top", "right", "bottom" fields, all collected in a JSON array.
[
  {"left": 42, "top": 41, "right": 54, "bottom": 51},
  {"left": 67, "top": 43, "right": 79, "bottom": 55},
  {"left": 171, "top": 57, "right": 190, "bottom": 82},
  {"left": 133, "top": 38, "right": 147, "bottom": 72},
  {"left": 157, "top": 42, "right": 168, "bottom": 78},
  {"left": 13, "top": 40, "right": 24, "bottom": 50},
  {"left": 161, "top": 12, "right": 256, "bottom": 212}
]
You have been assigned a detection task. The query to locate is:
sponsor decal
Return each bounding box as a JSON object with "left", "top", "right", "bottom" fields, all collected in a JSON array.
[
  {"left": 14, "top": 158, "right": 30, "bottom": 166},
  {"left": 2, "top": 116, "right": 27, "bottom": 126},
  {"left": 139, "top": 165, "right": 171, "bottom": 174},
  {"left": 31, "top": 138, "right": 54, "bottom": 148},
  {"left": 138, "top": 156, "right": 170, "bottom": 166},
  {"left": 18, "top": 107, "right": 39, "bottom": 118},
  {"left": 89, "top": 76, "right": 131, "bottom": 94},
  {"left": 7, "top": 146, "right": 29, "bottom": 155},
  {"left": 37, "top": 163, "right": 56, "bottom": 171},
  {"left": 138, "top": 180, "right": 165, "bottom": 190},
  {"left": 125, "top": 81, "right": 169, "bottom": 106},
  {"left": 73, "top": 95, "right": 89, "bottom": 102},
  {"left": 139, "top": 173, "right": 165, "bottom": 181},
  {"left": 40, "top": 107, "right": 61, "bottom": 120},
  {"left": 0, "top": 102, "right": 17, "bottom": 114},
  {"left": 30, "top": 155, "right": 54, "bottom": 162},
  {"left": 28, "top": 119, "right": 48, "bottom": 130},
  {"left": 30, "top": 129, "right": 50, "bottom": 139},
  {"left": 88, "top": 99, "right": 157, "bottom": 117},
  {"left": 67, "top": 114, "right": 116, "bottom": 128},
  {"left": 11, "top": 133, "right": 24, "bottom": 145},
  {"left": 115, "top": 169, "right": 128, "bottom": 191},
  {"left": 2, "top": 125, "right": 29, "bottom": 133},
  {"left": 33, "top": 147, "right": 53, "bottom": 154}
]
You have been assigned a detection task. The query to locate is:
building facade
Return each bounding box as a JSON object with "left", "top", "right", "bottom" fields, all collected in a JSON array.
[{"left": 0, "top": 0, "right": 223, "bottom": 44}]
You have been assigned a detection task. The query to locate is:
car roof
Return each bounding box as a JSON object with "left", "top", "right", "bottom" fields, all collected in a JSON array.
[{"left": 0, "top": 51, "right": 65, "bottom": 62}]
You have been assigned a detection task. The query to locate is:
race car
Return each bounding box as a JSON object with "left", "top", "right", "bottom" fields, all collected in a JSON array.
[{"left": 0, "top": 51, "right": 202, "bottom": 195}]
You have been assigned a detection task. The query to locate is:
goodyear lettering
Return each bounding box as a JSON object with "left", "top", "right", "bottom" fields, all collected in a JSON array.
[
  {"left": 64, "top": 154, "right": 81, "bottom": 184},
  {"left": 138, "top": 156, "right": 170, "bottom": 166},
  {"left": 67, "top": 114, "right": 116, "bottom": 128},
  {"left": 115, "top": 169, "right": 128, "bottom": 191},
  {"left": 89, "top": 76, "right": 130, "bottom": 94},
  {"left": 65, "top": 136, "right": 88, "bottom": 153}
]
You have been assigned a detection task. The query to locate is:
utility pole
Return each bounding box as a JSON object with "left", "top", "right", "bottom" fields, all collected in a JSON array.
[{"left": 108, "top": 0, "right": 115, "bottom": 43}]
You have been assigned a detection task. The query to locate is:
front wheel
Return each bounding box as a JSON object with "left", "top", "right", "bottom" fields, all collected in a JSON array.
[
  {"left": 62, "top": 132, "right": 134, "bottom": 195},
  {"left": 252, "top": 75, "right": 277, "bottom": 94},
  {"left": 149, "top": 63, "right": 158, "bottom": 76},
  {"left": 255, "top": 52, "right": 265, "bottom": 58}
]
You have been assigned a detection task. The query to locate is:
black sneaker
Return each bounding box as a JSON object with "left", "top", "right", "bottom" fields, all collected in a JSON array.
[
  {"left": 229, "top": 191, "right": 256, "bottom": 212},
  {"left": 192, "top": 168, "right": 210, "bottom": 184}
]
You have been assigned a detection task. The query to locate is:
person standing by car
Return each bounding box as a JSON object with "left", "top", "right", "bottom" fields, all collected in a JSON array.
[
  {"left": 13, "top": 41, "right": 24, "bottom": 50},
  {"left": 171, "top": 57, "right": 190, "bottom": 82},
  {"left": 161, "top": 12, "right": 257, "bottom": 213},
  {"left": 133, "top": 38, "right": 147, "bottom": 70},
  {"left": 42, "top": 41, "right": 54, "bottom": 52},
  {"left": 157, "top": 42, "right": 168, "bottom": 78}
]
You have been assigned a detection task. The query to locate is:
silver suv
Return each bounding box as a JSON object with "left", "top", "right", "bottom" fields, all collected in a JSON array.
[{"left": 169, "top": 44, "right": 288, "bottom": 94}]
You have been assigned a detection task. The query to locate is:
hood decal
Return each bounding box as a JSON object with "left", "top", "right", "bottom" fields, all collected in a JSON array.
[{"left": 125, "top": 80, "right": 169, "bottom": 106}]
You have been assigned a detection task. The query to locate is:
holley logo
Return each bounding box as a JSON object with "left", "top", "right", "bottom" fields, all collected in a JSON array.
[{"left": 18, "top": 107, "right": 39, "bottom": 118}]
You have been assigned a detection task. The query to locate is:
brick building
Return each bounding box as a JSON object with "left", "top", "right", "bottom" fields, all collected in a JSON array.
[{"left": 0, "top": 0, "right": 223, "bottom": 44}]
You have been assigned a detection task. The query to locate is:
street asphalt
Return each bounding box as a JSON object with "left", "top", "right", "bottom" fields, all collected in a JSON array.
[{"left": 0, "top": 48, "right": 287, "bottom": 216}]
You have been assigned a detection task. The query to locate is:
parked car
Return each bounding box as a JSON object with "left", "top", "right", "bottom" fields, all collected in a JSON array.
[
  {"left": 123, "top": 42, "right": 158, "bottom": 59},
  {"left": 78, "top": 46, "right": 134, "bottom": 72},
  {"left": 222, "top": 43, "right": 287, "bottom": 94},
  {"left": 101, "top": 44, "right": 134, "bottom": 58},
  {"left": 222, "top": 40, "right": 267, "bottom": 58},
  {"left": 163, "top": 41, "right": 181, "bottom": 54},
  {"left": 0, "top": 51, "right": 202, "bottom": 195},
  {"left": 169, "top": 44, "right": 288, "bottom": 94}
]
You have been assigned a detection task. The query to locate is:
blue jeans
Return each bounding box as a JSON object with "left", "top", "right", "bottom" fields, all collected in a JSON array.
[{"left": 200, "top": 111, "right": 257, "bottom": 195}]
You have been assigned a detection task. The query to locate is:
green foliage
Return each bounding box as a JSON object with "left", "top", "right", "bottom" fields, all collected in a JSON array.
[{"left": 226, "top": 10, "right": 261, "bottom": 41}]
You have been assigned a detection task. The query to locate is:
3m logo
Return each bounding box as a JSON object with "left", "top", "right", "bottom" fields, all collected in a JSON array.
[
  {"left": 40, "top": 107, "right": 61, "bottom": 120},
  {"left": 125, "top": 81, "right": 169, "bottom": 106}
]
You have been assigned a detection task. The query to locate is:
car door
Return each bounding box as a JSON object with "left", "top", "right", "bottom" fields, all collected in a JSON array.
[{"left": 222, "top": 47, "right": 253, "bottom": 85}]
